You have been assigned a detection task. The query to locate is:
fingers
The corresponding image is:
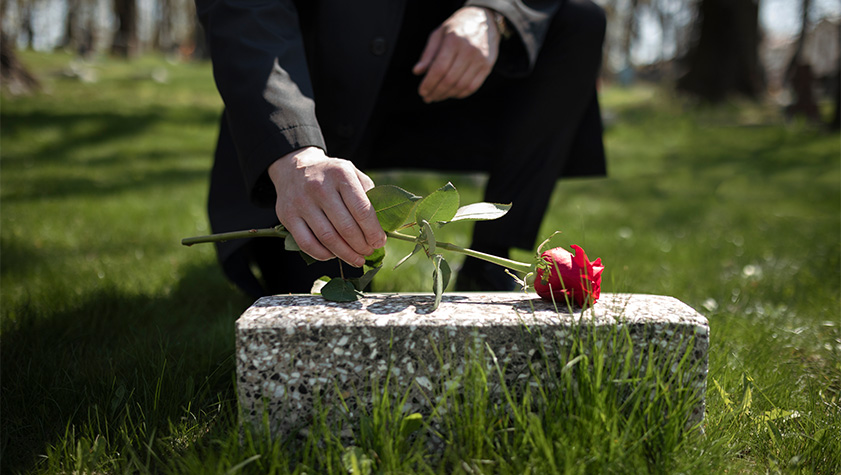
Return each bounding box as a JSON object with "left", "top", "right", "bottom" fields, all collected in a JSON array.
[
  {"left": 276, "top": 186, "right": 363, "bottom": 266},
  {"left": 437, "top": 49, "right": 493, "bottom": 101},
  {"left": 453, "top": 60, "right": 492, "bottom": 98},
  {"left": 341, "top": 175, "right": 387, "bottom": 249},
  {"left": 413, "top": 27, "right": 443, "bottom": 76},
  {"left": 417, "top": 40, "right": 461, "bottom": 102},
  {"left": 281, "top": 214, "right": 344, "bottom": 263},
  {"left": 414, "top": 7, "right": 498, "bottom": 103},
  {"left": 269, "top": 148, "right": 386, "bottom": 268},
  {"left": 418, "top": 46, "right": 491, "bottom": 102},
  {"left": 293, "top": 174, "right": 377, "bottom": 265}
]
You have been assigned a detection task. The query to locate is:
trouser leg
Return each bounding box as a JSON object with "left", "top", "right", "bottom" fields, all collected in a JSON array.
[{"left": 471, "top": 0, "right": 607, "bottom": 252}]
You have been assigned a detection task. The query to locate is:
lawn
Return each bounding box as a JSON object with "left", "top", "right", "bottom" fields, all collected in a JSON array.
[{"left": 1, "top": 52, "right": 839, "bottom": 473}]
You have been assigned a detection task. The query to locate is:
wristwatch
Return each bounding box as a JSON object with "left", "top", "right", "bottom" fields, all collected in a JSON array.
[{"left": 491, "top": 10, "right": 512, "bottom": 40}]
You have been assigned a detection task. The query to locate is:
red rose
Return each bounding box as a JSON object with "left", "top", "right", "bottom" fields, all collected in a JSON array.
[{"left": 534, "top": 245, "right": 604, "bottom": 306}]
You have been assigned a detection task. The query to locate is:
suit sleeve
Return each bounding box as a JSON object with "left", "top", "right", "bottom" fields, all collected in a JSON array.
[
  {"left": 465, "top": 0, "right": 564, "bottom": 77},
  {"left": 196, "top": 0, "right": 325, "bottom": 206}
]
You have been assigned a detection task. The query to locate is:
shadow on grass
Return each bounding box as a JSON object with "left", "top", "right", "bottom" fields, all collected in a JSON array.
[
  {"left": 610, "top": 102, "right": 839, "bottom": 179},
  {"left": 1, "top": 108, "right": 212, "bottom": 164},
  {"left": 1, "top": 163, "right": 210, "bottom": 202},
  {"left": 0, "top": 262, "right": 252, "bottom": 473},
  {"left": 1, "top": 107, "right": 220, "bottom": 202},
  {"left": 0, "top": 234, "right": 48, "bottom": 278}
]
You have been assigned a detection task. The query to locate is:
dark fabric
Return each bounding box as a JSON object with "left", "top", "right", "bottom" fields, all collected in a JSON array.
[
  {"left": 359, "top": 0, "right": 607, "bottom": 251},
  {"left": 196, "top": 0, "right": 566, "bottom": 207},
  {"left": 198, "top": 0, "right": 607, "bottom": 297}
]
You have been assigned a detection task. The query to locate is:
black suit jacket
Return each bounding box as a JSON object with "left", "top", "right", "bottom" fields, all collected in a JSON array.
[
  {"left": 197, "top": 0, "right": 605, "bottom": 294},
  {"left": 196, "top": 0, "right": 566, "bottom": 206}
]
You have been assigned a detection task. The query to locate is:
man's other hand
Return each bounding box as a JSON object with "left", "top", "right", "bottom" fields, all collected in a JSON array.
[
  {"left": 413, "top": 6, "right": 501, "bottom": 103},
  {"left": 268, "top": 147, "right": 387, "bottom": 267}
]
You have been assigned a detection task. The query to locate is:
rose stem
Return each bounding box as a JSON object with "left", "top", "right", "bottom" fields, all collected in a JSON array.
[
  {"left": 181, "top": 227, "right": 534, "bottom": 275},
  {"left": 385, "top": 231, "right": 534, "bottom": 274},
  {"left": 181, "top": 228, "right": 286, "bottom": 246}
]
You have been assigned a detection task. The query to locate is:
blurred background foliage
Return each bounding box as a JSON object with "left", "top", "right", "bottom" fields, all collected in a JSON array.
[{"left": 1, "top": 0, "right": 840, "bottom": 126}]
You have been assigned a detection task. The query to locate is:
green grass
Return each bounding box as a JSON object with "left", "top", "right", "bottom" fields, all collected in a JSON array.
[{"left": 2, "top": 51, "right": 840, "bottom": 473}]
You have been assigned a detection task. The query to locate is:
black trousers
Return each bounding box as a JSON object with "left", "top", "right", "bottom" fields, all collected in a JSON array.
[{"left": 212, "top": 0, "right": 607, "bottom": 297}]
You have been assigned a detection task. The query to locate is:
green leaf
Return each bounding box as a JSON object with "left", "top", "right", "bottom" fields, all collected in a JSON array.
[
  {"left": 420, "top": 219, "right": 436, "bottom": 254},
  {"left": 439, "top": 256, "right": 452, "bottom": 290},
  {"left": 310, "top": 275, "right": 331, "bottom": 294},
  {"left": 284, "top": 234, "right": 317, "bottom": 264},
  {"left": 297, "top": 252, "right": 317, "bottom": 265},
  {"left": 415, "top": 182, "right": 459, "bottom": 225},
  {"left": 367, "top": 185, "right": 421, "bottom": 232},
  {"left": 321, "top": 278, "right": 362, "bottom": 302},
  {"left": 364, "top": 247, "right": 385, "bottom": 269},
  {"left": 394, "top": 244, "right": 422, "bottom": 270},
  {"left": 350, "top": 265, "right": 382, "bottom": 292},
  {"left": 284, "top": 233, "right": 301, "bottom": 251},
  {"left": 445, "top": 202, "right": 512, "bottom": 223},
  {"left": 431, "top": 254, "right": 451, "bottom": 311}
]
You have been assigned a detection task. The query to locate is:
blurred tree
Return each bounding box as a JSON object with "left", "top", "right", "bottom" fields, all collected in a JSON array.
[
  {"left": 784, "top": 0, "right": 821, "bottom": 121},
  {"left": 59, "top": 0, "right": 97, "bottom": 56},
  {"left": 61, "top": 0, "right": 80, "bottom": 50},
  {"left": 188, "top": 6, "right": 208, "bottom": 60},
  {"left": 831, "top": 71, "right": 840, "bottom": 129},
  {"left": 600, "top": 0, "right": 694, "bottom": 83},
  {"left": 154, "top": 0, "right": 175, "bottom": 53},
  {"left": 677, "top": 0, "right": 765, "bottom": 101},
  {"left": 831, "top": 23, "right": 840, "bottom": 130},
  {"left": 1, "top": 32, "right": 40, "bottom": 94},
  {"left": 19, "top": 0, "right": 35, "bottom": 50},
  {"left": 111, "top": 0, "right": 138, "bottom": 57},
  {"left": 147, "top": 0, "right": 204, "bottom": 59},
  {"left": 622, "top": 0, "right": 640, "bottom": 68}
]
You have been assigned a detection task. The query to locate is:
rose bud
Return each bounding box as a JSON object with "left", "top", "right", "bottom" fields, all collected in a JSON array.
[{"left": 534, "top": 245, "right": 604, "bottom": 306}]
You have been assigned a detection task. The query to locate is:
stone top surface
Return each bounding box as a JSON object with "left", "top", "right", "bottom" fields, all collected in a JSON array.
[{"left": 238, "top": 293, "right": 708, "bottom": 333}]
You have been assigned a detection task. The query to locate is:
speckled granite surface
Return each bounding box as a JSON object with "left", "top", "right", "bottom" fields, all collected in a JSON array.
[{"left": 236, "top": 293, "right": 709, "bottom": 436}]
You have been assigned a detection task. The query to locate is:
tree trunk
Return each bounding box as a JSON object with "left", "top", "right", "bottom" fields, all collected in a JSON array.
[
  {"left": 831, "top": 25, "right": 841, "bottom": 130},
  {"left": 1, "top": 32, "right": 40, "bottom": 94},
  {"left": 622, "top": 0, "right": 640, "bottom": 67},
  {"left": 20, "top": 0, "right": 34, "bottom": 50},
  {"left": 787, "top": 0, "right": 812, "bottom": 72},
  {"left": 784, "top": 0, "right": 821, "bottom": 121},
  {"left": 830, "top": 69, "right": 840, "bottom": 129},
  {"left": 61, "top": 0, "right": 76, "bottom": 49},
  {"left": 188, "top": 5, "right": 209, "bottom": 60},
  {"left": 677, "top": 0, "right": 765, "bottom": 101},
  {"left": 111, "top": 0, "right": 138, "bottom": 57},
  {"left": 154, "top": 0, "right": 171, "bottom": 52}
]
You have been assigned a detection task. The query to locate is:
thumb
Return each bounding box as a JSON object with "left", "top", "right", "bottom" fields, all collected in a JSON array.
[{"left": 413, "top": 27, "right": 443, "bottom": 75}]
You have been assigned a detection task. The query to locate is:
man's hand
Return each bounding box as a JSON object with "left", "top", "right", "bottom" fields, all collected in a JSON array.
[
  {"left": 413, "top": 6, "right": 501, "bottom": 103},
  {"left": 268, "top": 147, "right": 386, "bottom": 267}
]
